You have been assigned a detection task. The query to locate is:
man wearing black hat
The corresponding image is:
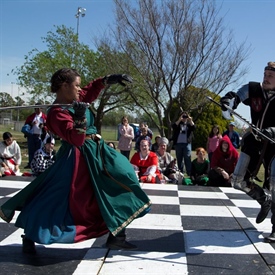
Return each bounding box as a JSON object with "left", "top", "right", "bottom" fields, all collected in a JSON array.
[
  {"left": 222, "top": 121, "right": 240, "bottom": 149},
  {"left": 220, "top": 61, "right": 275, "bottom": 242}
]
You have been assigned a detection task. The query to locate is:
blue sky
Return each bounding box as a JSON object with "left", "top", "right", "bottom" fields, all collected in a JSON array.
[{"left": 0, "top": 0, "right": 274, "bottom": 123}]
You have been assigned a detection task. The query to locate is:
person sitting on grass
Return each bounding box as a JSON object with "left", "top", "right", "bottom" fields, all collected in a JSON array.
[
  {"left": 130, "top": 139, "right": 161, "bottom": 183},
  {"left": 30, "top": 135, "right": 56, "bottom": 176},
  {"left": 183, "top": 147, "right": 209, "bottom": 185},
  {"left": 208, "top": 135, "right": 239, "bottom": 187},
  {"left": 156, "top": 137, "right": 184, "bottom": 184},
  {"left": 0, "top": 132, "right": 22, "bottom": 176}
]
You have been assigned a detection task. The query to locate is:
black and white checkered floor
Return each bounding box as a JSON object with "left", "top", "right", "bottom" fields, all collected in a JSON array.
[{"left": 1, "top": 178, "right": 275, "bottom": 274}]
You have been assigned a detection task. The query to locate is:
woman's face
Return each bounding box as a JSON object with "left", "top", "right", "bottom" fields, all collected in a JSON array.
[
  {"left": 213, "top": 127, "right": 219, "bottom": 134},
  {"left": 62, "top": 76, "right": 82, "bottom": 102},
  {"left": 4, "top": 137, "right": 12, "bottom": 146},
  {"left": 140, "top": 140, "right": 150, "bottom": 154},
  {"left": 197, "top": 150, "right": 205, "bottom": 157},
  {"left": 158, "top": 143, "right": 167, "bottom": 153},
  {"left": 222, "top": 142, "right": 229, "bottom": 152},
  {"left": 45, "top": 143, "right": 54, "bottom": 153}
]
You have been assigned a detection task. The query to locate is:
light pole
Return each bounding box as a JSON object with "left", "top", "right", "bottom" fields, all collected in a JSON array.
[
  {"left": 75, "top": 7, "right": 86, "bottom": 37},
  {"left": 17, "top": 86, "right": 20, "bottom": 121},
  {"left": 10, "top": 82, "right": 15, "bottom": 122}
]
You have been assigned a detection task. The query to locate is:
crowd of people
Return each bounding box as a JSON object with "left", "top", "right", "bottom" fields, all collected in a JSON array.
[
  {"left": 1, "top": 106, "right": 241, "bottom": 186},
  {"left": 2, "top": 61, "right": 275, "bottom": 252}
]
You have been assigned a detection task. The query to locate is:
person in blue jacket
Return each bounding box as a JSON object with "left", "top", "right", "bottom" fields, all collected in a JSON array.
[{"left": 222, "top": 122, "right": 240, "bottom": 149}]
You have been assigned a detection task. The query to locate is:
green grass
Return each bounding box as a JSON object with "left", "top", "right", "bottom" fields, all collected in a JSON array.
[{"left": 0, "top": 124, "right": 265, "bottom": 185}]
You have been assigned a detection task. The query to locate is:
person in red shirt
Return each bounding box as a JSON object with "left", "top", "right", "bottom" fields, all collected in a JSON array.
[
  {"left": 131, "top": 139, "right": 161, "bottom": 183},
  {"left": 208, "top": 135, "right": 239, "bottom": 187}
]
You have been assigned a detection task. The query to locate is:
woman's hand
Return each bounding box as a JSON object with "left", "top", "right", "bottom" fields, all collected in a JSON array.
[{"left": 221, "top": 170, "right": 229, "bottom": 180}]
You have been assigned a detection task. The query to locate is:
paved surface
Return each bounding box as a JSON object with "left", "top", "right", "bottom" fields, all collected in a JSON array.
[{"left": 1, "top": 178, "right": 275, "bottom": 274}]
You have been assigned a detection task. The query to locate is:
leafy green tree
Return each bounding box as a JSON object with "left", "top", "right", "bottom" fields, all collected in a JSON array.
[{"left": 10, "top": 25, "right": 136, "bottom": 132}]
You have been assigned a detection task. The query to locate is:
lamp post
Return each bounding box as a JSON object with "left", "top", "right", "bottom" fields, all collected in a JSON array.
[
  {"left": 75, "top": 7, "right": 86, "bottom": 37},
  {"left": 10, "top": 82, "right": 15, "bottom": 122},
  {"left": 17, "top": 86, "right": 20, "bottom": 121}
]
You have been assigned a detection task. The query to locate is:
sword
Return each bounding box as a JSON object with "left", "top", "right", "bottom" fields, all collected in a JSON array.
[
  {"left": 206, "top": 96, "right": 275, "bottom": 144},
  {"left": 0, "top": 103, "right": 90, "bottom": 111}
]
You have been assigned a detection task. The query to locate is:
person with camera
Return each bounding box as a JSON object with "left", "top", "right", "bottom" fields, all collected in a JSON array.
[
  {"left": 220, "top": 61, "right": 275, "bottom": 242},
  {"left": 171, "top": 111, "right": 196, "bottom": 176}
]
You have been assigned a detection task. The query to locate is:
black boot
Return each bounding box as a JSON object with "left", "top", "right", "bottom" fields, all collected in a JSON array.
[
  {"left": 106, "top": 230, "right": 137, "bottom": 250},
  {"left": 247, "top": 184, "right": 271, "bottom": 224},
  {"left": 265, "top": 203, "right": 275, "bottom": 242},
  {"left": 21, "top": 234, "right": 36, "bottom": 254}
]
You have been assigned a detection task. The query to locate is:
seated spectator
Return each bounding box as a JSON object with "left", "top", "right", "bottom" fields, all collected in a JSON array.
[
  {"left": 183, "top": 147, "right": 209, "bottom": 185},
  {"left": 208, "top": 135, "right": 239, "bottom": 187},
  {"left": 130, "top": 139, "right": 161, "bottom": 183},
  {"left": 134, "top": 127, "right": 152, "bottom": 151},
  {"left": 151, "top": 135, "right": 161, "bottom": 152},
  {"left": 0, "top": 132, "right": 22, "bottom": 176},
  {"left": 30, "top": 136, "right": 56, "bottom": 176},
  {"left": 206, "top": 125, "right": 222, "bottom": 164},
  {"left": 134, "top": 122, "right": 153, "bottom": 141},
  {"left": 156, "top": 137, "right": 184, "bottom": 184}
]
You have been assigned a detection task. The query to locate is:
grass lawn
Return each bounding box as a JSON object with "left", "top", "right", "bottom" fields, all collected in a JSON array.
[{"left": 0, "top": 124, "right": 265, "bottom": 186}]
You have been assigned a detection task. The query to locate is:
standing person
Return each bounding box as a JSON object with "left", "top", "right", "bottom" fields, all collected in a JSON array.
[
  {"left": 172, "top": 111, "right": 196, "bottom": 175},
  {"left": 0, "top": 69, "right": 151, "bottom": 254},
  {"left": 206, "top": 125, "right": 222, "bottom": 163},
  {"left": 219, "top": 61, "right": 275, "bottom": 241},
  {"left": 23, "top": 104, "right": 47, "bottom": 168},
  {"left": 117, "top": 116, "right": 134, "bottom": 159},
  {"left": 30, "top": 135, "right": 56, "bottom": 176},
  {"left": 208, "top": 136, "right": 239, "bottom": 187},
  {"left": 130, "top": 139, "right": 161, "bottom": 183},
  {"left": 0, "top": 132, "right": 22, "bottom": 176},
  {"left": 222, "top": 122, "right": 240, "bottom": 149},
  {"left": 187, "top": 147, "right": 210, "bottom": 186}
]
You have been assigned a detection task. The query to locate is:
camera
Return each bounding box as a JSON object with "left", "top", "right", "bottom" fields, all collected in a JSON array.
[{"left": 182, "top": 115, "right": 188, "bottom": 119}]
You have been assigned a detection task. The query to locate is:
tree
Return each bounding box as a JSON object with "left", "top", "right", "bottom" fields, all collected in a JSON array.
[
  {"left": 10, "top": 25, "right": 135, "bottom": 132},
  {"left": 100, "top": 0, "right": 250, "bottom": 138}
]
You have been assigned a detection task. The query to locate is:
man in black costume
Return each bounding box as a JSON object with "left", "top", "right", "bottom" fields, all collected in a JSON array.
[{"left": 220, "top": 61, "right": 275, "bottom": 242}]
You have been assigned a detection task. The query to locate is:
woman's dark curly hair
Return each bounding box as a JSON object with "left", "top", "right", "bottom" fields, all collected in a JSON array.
[{"left": 50, "top": 68, "right": 80, "bottom": 93}]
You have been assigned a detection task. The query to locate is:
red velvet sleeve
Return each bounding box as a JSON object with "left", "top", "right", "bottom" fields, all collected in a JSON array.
[
  {"left": 47, "top": 107, "right": 85, "bottom": 147},
  {"left": 79, "top": 78, "right": 105, "bottom": 103}
]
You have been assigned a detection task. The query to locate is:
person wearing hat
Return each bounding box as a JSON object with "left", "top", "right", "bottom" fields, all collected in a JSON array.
[
  {"left": 155, "top": 137, "right": 184, "bottom": 184},
  {"left": 30, "top": 135, "right": 56, "bottom": 176},
  {"left": 220, "top": 61, "right": 275, "bottom": 242},
  {"left": 222, "top": 121, "right": 240, "bottom": 149}
]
